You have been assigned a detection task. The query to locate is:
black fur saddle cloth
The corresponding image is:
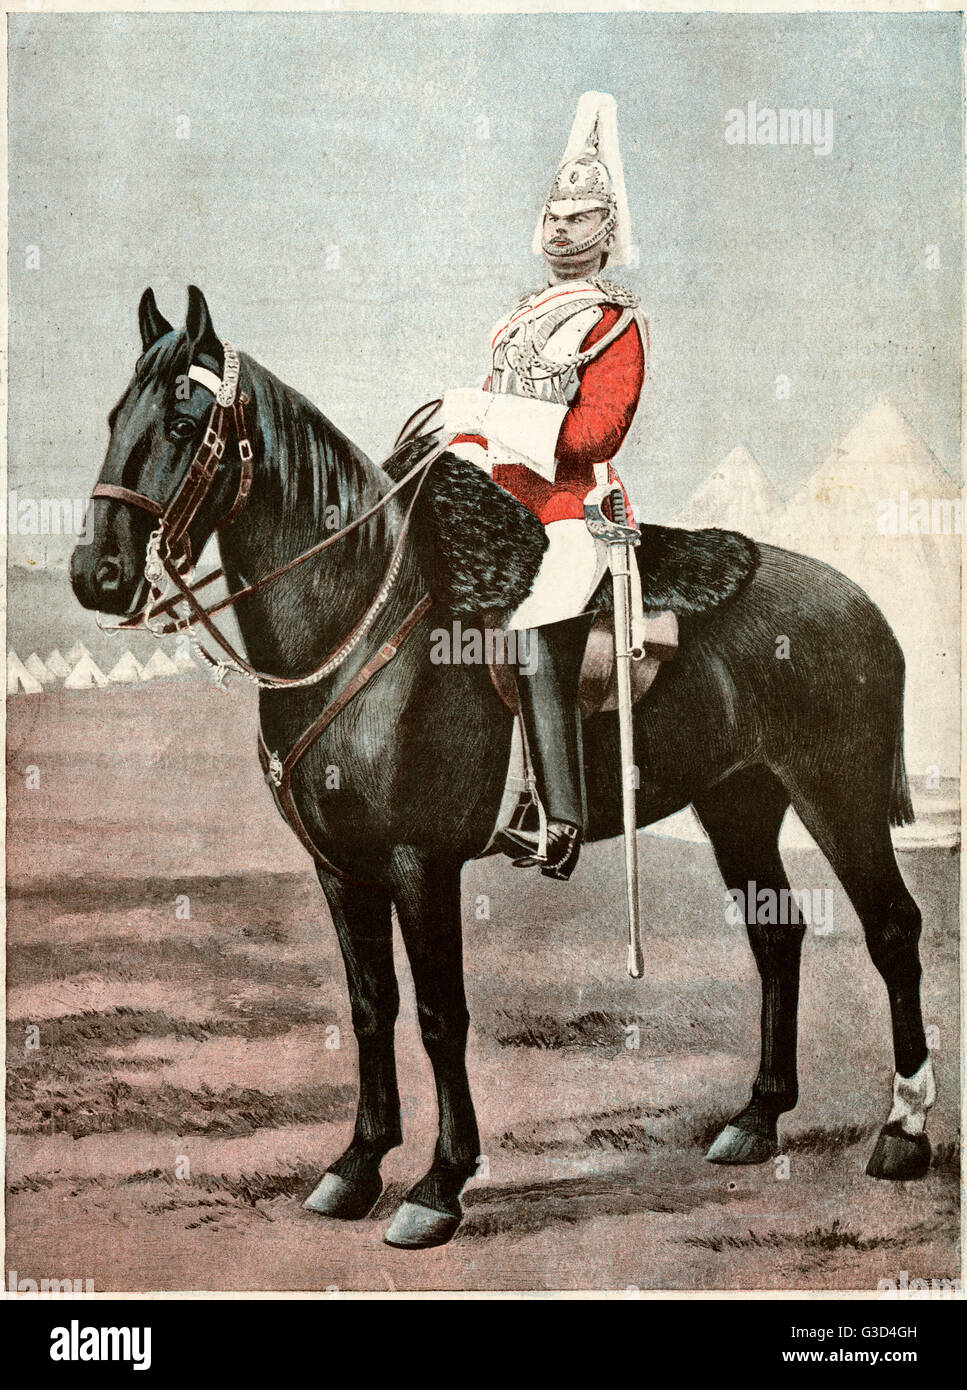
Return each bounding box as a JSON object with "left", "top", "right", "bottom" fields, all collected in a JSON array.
[{"left": 386, "top": 441, "right": 761, "bottom": 623}]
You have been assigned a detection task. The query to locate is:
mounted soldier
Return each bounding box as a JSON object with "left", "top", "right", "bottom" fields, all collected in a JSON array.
[
  {"left": 441, "top": 92, "right": 648, "bottom": 881},
  {"left": 74, "top": 266, "right": 935, "bottom": 1248}
]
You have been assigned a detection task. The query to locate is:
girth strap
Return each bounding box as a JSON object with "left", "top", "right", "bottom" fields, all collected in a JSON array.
[{"left": 258, "top": 592, "right": 434, "bottom": 883}]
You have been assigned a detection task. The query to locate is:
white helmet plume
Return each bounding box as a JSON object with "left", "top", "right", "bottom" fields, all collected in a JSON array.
[{"left": 532, "top": 92, "right": 633, "bottom": 267}]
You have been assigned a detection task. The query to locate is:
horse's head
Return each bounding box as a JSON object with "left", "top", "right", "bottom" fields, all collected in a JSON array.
[{"left": 71, "top": 286, "right": 250, "bottom": 615}]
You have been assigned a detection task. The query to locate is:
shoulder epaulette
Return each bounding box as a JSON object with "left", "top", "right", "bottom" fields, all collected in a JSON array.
[{"left": 589, "top": 277, "right": 641, "bottom": 310}]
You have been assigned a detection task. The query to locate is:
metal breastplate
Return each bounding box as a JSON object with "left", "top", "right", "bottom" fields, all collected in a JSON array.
[{"left": 490, "top": 278, "right": 641, "bottom": 405}]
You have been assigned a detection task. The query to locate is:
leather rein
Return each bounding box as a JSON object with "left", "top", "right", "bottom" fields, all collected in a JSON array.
[{"left": 90, "top": 342, "right": 446, "bottom": 692}]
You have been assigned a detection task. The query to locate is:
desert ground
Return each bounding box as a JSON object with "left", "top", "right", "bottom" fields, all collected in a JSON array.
[{"left": 5, "top": 681, "right": 960, "bottom": 1293}]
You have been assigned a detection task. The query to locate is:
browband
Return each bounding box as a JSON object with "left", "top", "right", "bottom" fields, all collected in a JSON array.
[
  {"left": 188, "top": 341, "right": 241, "bottom": 407},
  {"left": 188, "top": 364, "right": 222, "bottom": 396}
]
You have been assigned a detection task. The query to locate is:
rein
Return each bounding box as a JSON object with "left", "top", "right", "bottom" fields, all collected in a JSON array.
[
  {"left": 162, "top": 449, "right": 440, "bottom": 691},
  {"left": 90, "top": 340, "right": 448, "bottom": 885},
  {"left": 130, "top": 433, "right": 443, "bottom": 638},
  {"left": 92, "top": 340, "right": 447, "bottom": 690}
]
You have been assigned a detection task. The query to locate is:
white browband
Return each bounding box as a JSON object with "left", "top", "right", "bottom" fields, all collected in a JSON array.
[
  {"left": 187, "top": 340, "right": 240, "bottom": 408},
  {"left": 187, "top": 364, "right": 222, "bottom": 396}
]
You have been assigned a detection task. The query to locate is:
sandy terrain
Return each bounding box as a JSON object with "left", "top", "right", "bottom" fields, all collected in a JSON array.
[{"left": 5, "top": 684, "right": 960, "bottom": 1292}]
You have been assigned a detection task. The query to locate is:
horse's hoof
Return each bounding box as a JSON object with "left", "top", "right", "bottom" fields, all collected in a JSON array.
[
  {"left": 706, "top": 1123, "right": 778, "bottom": 1165},
  {"left": 303, "top": 1171, "right": 382, "bottom": 1219},
  {"left": 866, "top": 1124, "right": 931, "bottom": 1181},
  {"left": 383, "top": 1201, "right": 461, "bottom": 1249}
]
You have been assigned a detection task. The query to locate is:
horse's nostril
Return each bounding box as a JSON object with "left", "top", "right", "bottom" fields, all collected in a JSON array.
[{"left": 95, "top": 557, "right": 123, "bottom": 591}]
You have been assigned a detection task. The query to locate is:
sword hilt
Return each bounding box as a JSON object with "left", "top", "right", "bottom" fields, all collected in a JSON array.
[{"left": 583, "top": 484, "right": 640, "bottom": 545}]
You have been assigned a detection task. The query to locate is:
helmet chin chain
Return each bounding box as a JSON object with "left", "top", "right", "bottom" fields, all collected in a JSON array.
[{"left": 541, "top": 206, "right": 617, "bottom": 259}]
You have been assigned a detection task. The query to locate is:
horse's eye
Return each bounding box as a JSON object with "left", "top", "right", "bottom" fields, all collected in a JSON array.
[{"left": 167, "top": 417, "right": 197, "bottom": 443}]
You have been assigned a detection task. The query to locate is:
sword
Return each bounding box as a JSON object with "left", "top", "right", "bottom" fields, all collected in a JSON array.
[{"left": 584, "top": 485, "right": 645, "bottom": 979}]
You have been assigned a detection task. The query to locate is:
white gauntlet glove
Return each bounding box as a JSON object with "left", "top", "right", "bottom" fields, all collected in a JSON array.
[
  {"left": 440, "top": 387, "right": 491, "bottom": 438},
  {"left": 440, "top": 388, "right": 567, "bottom": 482}
]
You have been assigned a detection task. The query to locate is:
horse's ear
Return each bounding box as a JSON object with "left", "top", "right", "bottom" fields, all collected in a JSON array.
[
  {"left": 139, "top": 288, "right": 172, "bottom": 350},
  {"left": 185, "top": 284, "right": 222, "bottom": 364}
]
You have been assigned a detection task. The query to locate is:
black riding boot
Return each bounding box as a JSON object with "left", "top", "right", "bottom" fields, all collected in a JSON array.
[{"left": 497, "top": 613, "right": 595, "bottom": 881}]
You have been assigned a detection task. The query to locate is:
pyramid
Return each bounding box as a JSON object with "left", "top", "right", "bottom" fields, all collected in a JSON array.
[
  {"left": 64, "top": 653, "right": 110, "bottom": 690},
  {"left": 45, "top": 648, "right": 71, "bottom": 678},
  {"left": 7, "top": 651, "right": 43, "bottom": 695},
  {"left": 674, "top": 447, "right": 783, "bottom": 541},
  {"left": 778, "top": 400, "right": 960, "bottom": 776},
  {"left": 66, "top": 641, "right": 93, "bottom": 665},
  {"left": 25, "top": 652, "right": 54, "bottom": 685},
  {"left": 140, "top": 649, "right": 180, "bottom": 681},
  {"left": 107, "top": 651, "right": 145, "bottom": 684},
  {"left": 782, "top": 399, "right": 959, "bottom": 541}
]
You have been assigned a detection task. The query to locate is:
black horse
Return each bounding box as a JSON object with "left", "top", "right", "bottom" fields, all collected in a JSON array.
[{"left": 72, "top": 287, "right": 934, "bottom": 1249}]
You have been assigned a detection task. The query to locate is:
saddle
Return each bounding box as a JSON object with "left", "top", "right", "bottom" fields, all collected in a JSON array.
[
  {"left": 487, "top": 608, "right": 679, "bottom": 716},
  {"left": 384, "top": 441, "right": 760, "bottom": 712},
  {"left": 388, "top": 444, "right": 761, "bottom": 621}
]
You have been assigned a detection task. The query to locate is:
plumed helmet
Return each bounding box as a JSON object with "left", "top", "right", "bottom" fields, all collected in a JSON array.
[
  {"left": 546, "top": 150, "right": 615, "bottom": 216},
  {"left": 533, "top": 92, "right": 633, "bottom": 267}
]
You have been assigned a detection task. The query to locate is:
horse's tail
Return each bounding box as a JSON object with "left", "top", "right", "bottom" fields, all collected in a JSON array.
[{"left": 890, "top": 708, "right": 915, "bottom": 827}]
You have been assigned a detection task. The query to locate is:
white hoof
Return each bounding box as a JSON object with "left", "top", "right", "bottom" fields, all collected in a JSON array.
[
  {"left": 384, "top": 1201, "right": 460, "bottom": 1249},
  {"left": 706, "top": 1124, "right": 777, "bottom": 1165},
  {"left": 304, "top": 1173, "right": 351, "bottom": 1213},
  {"left": 303, "top": 1171, "right": 380, "bottom": 1219}
]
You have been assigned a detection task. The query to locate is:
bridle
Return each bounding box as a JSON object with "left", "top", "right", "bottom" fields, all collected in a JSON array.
[
  {"left": 92, "top": 341, "right": 254, "bottom": 582},
  {"left": 90, "top": 341, "right": 447, "bottom": 887},
  {"left": 90, "top": 340, "right": 448, "bottom": 691}
]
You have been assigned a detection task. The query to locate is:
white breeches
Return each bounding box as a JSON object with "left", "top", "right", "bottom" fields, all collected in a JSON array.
[
  {"left": 507, "top": 518, "right": 646, "bottom": 637},
  {"left": 507, "top": 521, "right": 607, "bottom": 630}
]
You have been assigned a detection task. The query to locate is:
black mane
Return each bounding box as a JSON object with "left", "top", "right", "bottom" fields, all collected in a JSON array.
[{"left": 240, "top": 350, "right": 381, "bottom": 535}]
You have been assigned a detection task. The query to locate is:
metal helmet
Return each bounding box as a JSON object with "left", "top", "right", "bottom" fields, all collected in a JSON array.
[{"left": 534, "top": 92, "right": 633, "bottom": 266}]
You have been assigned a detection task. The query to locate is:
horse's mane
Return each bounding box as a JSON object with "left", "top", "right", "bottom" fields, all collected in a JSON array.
[
  {"left": 239, "top": 350, "right": 382, "bottom": 534},
  {"left": 142, "top": 332, "right": 380, "bottom": 537},
  {"left": 134, "top": 328, "right": 375, "bottom": 533}
]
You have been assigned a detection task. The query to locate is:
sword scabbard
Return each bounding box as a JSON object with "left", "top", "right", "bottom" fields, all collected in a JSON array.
[{"left": 610, "top": 539, "right": 644, "bottom": 979}]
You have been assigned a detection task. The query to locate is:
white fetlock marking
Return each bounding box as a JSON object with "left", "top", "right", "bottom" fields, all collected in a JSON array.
[{"left": 886, "top": 1057, "right": 936, "bottom": 1136}]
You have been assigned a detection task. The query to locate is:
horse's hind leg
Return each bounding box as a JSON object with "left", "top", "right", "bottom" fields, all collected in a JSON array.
[
  {"left": 694, "top": 765, "right": 805, "bottom": 1165},
  {"left": 785, "top": 768, "right": 933, "bottom": 1181},
  {"left": 303, "top": 872, "right": 401, "bottom": 1220},
  {"left": 383, "top": 849, "right": 480, "bottom": 1250}
]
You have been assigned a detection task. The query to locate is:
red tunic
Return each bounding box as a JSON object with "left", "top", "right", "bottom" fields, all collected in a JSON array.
[{"left": 457, "top": 305, "right": 646, "bottom": 526}]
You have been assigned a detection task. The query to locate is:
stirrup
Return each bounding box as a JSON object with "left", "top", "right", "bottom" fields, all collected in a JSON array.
[
  {"left": 496, "top": 771, "right": 547, "bottom": 866},
  {"left": 496, "top": 826, "right": 542, "bottom": 864},
  {"left": 498, "top": 822, "right": 582, "bottom": 881}
]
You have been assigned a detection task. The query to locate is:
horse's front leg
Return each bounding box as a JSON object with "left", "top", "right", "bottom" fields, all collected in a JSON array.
[
  {"left": 303, "top": 870, "right": 401, "bottom": 1220},
  {"left": 383, "top": 849, "right": 480, "bottom": 1249}
]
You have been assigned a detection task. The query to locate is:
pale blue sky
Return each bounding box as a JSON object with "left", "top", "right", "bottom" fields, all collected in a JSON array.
[{"left": 7, "top": 8, "right": 963, "bottom": 563}]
